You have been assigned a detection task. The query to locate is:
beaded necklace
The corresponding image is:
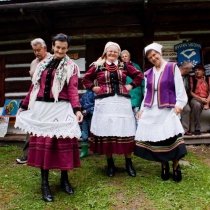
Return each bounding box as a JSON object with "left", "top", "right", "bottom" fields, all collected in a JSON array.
[{"left": 105, "top": 62, "right": 118, "bottom": 72}]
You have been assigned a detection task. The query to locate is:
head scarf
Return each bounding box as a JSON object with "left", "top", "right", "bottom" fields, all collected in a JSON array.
[
  {"left": 103, "top": 41, "right": 121, "bottom": 56},
  {"left": 144, "top": 43, "right": 163, "bottom": 55},
  {"left": 91, "top": 41, "right": 121, "bottom": 69}
]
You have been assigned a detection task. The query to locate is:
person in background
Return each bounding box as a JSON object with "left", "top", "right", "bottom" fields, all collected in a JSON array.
[
  {"left": 79, "top": 85, "right": 96, "bottom": 158},
  {"left": 120, "top": 50, "right": 145, "bottom": 128},
  {"left": 179, "top": 60, "right": 193, "bottom": 136},
  {"left": 82, "top": 41, "right": 144, "bottom": 177},
  {"left": 134, "top": 43, "right": 187, "bottom": 182},
  {"left": 190, "top": 64, "right": 210, "bottom": 135},
  {"left": 15, "top": 33, "right": 83, "bottom": 202},
  {"left": 16, "top": 38, "right": 51, "bottom": 164}
]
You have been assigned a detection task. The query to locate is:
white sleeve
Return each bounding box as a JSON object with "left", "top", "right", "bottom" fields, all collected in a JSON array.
[
  {"left": 140, "top": 77, "right": 147, "bottom": 111},
  {"left": 174, "top": 65, "right": 188, "bottom": 108}
]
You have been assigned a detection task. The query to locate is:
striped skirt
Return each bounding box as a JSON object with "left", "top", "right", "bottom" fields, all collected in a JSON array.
[
  {"left": 89, "top": 136, "right": 135, "bottom": 155},
  {"left": 89, "top": 95, "right": 136, "bottom": 155},
  {"left": 27, "top": 135, "right": 81, "bottom": 170},
  {"left": 134, "top": 134, "right": 187, "bottom": 162}
]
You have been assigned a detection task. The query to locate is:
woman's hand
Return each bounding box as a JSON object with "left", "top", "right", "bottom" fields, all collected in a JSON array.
[
  {"left": 136, "top": 110, "right": 143, "bottom": 120},
  {"left": 174, "top": 106, "right": 182, "bottom": 115},
  {"left": 17, "top": 108, "right": 25, "bottom": 115},
  {"left": 125, "top": 84, "right": 133, "bottom": 91},
  {"left": 76, "top": 111, "right": 83, "bottom": 123},
  {"left": 92, "top": 86, "right": 100, "bottom": 93}
]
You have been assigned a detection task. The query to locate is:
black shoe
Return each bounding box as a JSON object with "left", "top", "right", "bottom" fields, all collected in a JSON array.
[
  {"left": 125, "top": 158, "right": 136, "bottom": 177},
  {"left": 161, "top": 162, "right": 169, "bottom": 181},
  {"left": 173, "top": 165, "right": 182, "bottom": 182},
  {"left": 16, "top": 156, "right": 27, "bottom": 164},
  {"left": 107, "top": 158, "right": 115, "bottom": 177},
  {"left": 41, "top": 185, "right": 53, "bottom": 202},
  {"left": 61, "top": 179, "right": 74, "bottom": 194},
  {"left": 194, "top": 130, "right": 201, "bottom": 135}
]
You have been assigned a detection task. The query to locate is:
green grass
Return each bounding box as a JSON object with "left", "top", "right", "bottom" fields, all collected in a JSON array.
[{"left": 0, "top": 145, "right": 210, "bottom": 210}]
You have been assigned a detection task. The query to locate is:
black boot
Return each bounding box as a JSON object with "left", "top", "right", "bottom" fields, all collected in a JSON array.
[
  {"left": 161, "top": 162, "right": 170, "bottom": 181},
  {"left": 61, "top": 170, "right": 74, "bottom": 194},
  {"left": 125, "top": 158, "right": 136, "bottom": 177},
  {"left": 107, "top": 158, "right": 115, "bottom": 177},
  {"left": 173, "top": 164, "right": 182, "bottom": 182},
  {"left": 41, "top": 168, "right": 53, "bottom": 202}
]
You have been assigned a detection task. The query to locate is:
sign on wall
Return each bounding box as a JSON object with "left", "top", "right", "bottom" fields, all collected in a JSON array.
[
  {"left": 174, "top": 42, "right": 202, "bottom": 67},
  {"left": 1, "top": 99, "right": 21, "bottom": 116}
]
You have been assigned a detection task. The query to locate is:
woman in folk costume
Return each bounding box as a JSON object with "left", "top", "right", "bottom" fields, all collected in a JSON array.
[
  {"left": 82, "top": 41, "right": 144, "bottom": 177},
  {"left": 15, "top": 33, "right": 83, "bottom": 202},
  {"left": 134, "top": 43, "right": 188, "bottom": 182}
]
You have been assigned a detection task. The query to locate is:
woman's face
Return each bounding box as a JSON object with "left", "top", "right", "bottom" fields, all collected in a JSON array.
[
  {"left": 106, "top": 46, "right": 119, "bottom": 63},
  {"left": 121, "top": 53, "right": 130, "bottom": 62},
  {"left": 52, "top": 41, "right": 68, "bottom": 59},
  {"left": 147, "top": 50, "right": 162, "bottom": 67}
]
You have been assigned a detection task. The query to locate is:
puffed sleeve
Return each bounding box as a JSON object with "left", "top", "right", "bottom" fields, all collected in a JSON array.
[
  {"left": 82, "top": 65, "right": 98, "bottom": 90},
  {"left": 125, "top": 62, "right": 144, "bottom": 88},
  {"left": 174, "top": 65, "right": 188, "bottom": 108},
  {"left": 67, "top": 65, "right": 81, "bottom": 113}
]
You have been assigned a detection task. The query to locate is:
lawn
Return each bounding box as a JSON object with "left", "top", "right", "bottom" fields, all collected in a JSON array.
[{"left": 0, "top": 145, "right": 210, "bottom": 210}]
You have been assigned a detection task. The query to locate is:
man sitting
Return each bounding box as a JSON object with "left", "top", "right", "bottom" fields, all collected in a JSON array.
[
  {"left": 179, "top": 61, "right": 193, "bottom": 135},
  {"left": 190, "top": 64, "right": 210, "bottom": 135}
]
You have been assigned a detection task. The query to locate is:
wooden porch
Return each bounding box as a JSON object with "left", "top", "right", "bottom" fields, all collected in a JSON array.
[{"left": 1, "top": 133, "right": 210, "bottom": 147}]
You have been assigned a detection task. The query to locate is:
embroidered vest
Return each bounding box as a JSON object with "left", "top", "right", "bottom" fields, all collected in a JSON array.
[{"left": 144, "top": 62, "right": 176, "bottom": 109}]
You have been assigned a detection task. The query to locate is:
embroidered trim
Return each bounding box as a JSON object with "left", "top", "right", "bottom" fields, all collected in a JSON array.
[{"left": 29, "top": 55, "right": 79, "bottom": 109}]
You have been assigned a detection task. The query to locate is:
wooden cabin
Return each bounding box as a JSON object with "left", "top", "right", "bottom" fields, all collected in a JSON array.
[{"left": 1, "top": 0, "right": 210, "bottom": 135}]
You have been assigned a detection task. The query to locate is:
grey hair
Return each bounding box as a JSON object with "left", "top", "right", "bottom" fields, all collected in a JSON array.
[
  {"left": 30, "top": 38, "right": 46, "bottom": 47},
  {"left": 120, "top": 50, "right": 130, "bottom": 58},
  {"left": 179, "top": 60, "right": 193, "bottom": 68}
]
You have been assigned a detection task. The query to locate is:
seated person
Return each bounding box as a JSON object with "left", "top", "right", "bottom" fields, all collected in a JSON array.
[
  {"left": 190, "top": 64, "right": 210, "bottom": 135},
  {"left": 179, "top": 61, "right": 193, "bottom": 135}
]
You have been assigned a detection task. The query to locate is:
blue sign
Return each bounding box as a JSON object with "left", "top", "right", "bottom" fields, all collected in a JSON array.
[
  {"left": 1, "top": 99, "right": 21, "bottom": 116},
  {"left": 174, "top": 42, "right": 202, "bottom": 67}
]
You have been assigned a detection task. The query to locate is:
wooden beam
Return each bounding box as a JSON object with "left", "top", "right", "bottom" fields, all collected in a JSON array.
[
  {"left": 0, "top": 0, "right": 143, "bottom": 11},
  {"left": 0, "top": 56, "right": 5, "bottom": 106},
  {"left": 149, "top": 0, "right": 210, "bottom": 3},
  {"left": 153, "top": 12, "right": 210, "bottom": 22},
  {"left": 5, "top": 80, "right": 31, "bottom": 93},
  {"left": 31, "top": 11, "right": 53, "bottom": 31}
]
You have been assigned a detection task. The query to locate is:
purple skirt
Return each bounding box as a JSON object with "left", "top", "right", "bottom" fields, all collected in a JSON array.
[{"left": 27, "top": 135, "right": 81, "bottom": 170}]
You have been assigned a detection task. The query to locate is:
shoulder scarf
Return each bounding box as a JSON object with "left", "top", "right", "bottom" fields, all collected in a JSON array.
[{"left": 29, "top": 55, "right": 79, "bottom": 109}]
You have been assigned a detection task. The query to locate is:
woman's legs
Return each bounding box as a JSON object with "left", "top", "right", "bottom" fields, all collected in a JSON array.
[
  {"left": 106, "top": 153, "right": 115, "bottom": 177},
  {"left": 161, "top": 162, "right": 170, "bottom": 181},
  {"left": 125, "top": 153, "right": 136, "bottom": 177},
  {"left": 172, "top": 159, "right": 182, "bottom": 182},
  {"left": 80, "top": 117, "right": 89, "bottom": 158},
  {"left": 160, "top": 160, "right": 182, "bottom": 182},
  {"left": 60, "top": 170, "right": 74, "bottom": 194},
  {"left": 106, "top": 153, "right": 136, "bottom": 177},
  {"left": 40, "top": 168, "right": 53, "bottom": 202}
]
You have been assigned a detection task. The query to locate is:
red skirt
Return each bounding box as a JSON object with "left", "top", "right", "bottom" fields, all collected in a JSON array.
[
  {"left": 27, "top": 135, "right": 81, "bottom": 170},
  {"left": 89, "top": 135, "right": 135, "bottom": 155}
]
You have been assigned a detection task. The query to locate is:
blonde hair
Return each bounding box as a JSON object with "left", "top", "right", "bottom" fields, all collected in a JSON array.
[{"left": 120, "top": 50, "right": 131, "bottom": 58}]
